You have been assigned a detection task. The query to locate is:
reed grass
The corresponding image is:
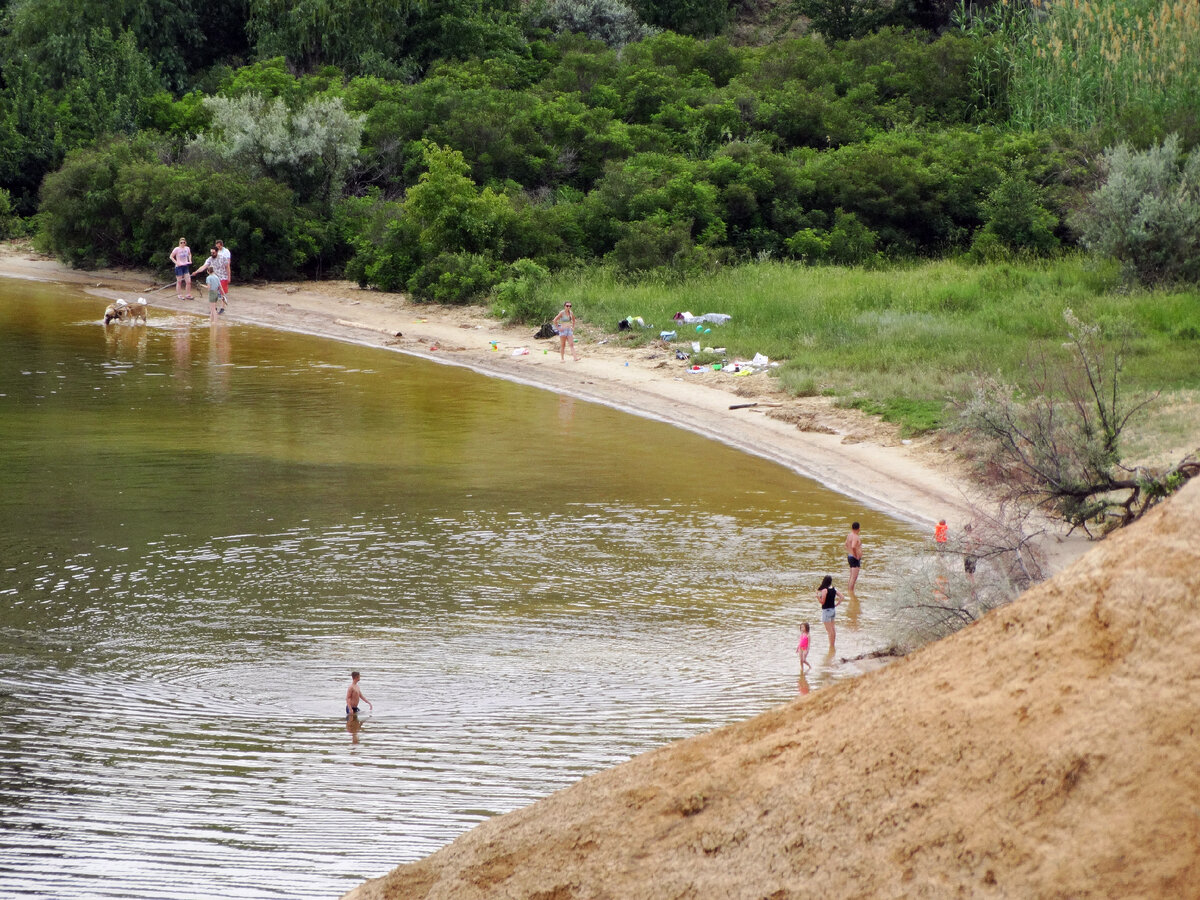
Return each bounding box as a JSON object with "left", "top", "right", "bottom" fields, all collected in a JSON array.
[
  {"left": 550, "top": 255, "right": 1200, "bottom": 434},
  {"left": 997, "top": 0, "right": 1200, "bottom": 138}
]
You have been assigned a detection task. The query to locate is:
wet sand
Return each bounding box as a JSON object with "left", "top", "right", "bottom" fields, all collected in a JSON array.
[{"left": 0, "top": 241, "right": 1089, "bottom": 570}]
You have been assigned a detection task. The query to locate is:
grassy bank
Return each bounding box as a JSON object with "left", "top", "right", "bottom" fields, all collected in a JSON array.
[{"left": 529, "top": 255, "right": 1200, "bottom": 435}]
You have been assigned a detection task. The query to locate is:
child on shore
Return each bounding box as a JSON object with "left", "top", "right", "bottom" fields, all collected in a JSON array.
[{"left": 797, "top": 622, "right": 811, "bottom": 669}]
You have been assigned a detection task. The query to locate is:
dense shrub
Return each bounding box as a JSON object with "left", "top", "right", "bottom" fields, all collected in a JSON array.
[
  {"left": 969, "top": 171, "right": 1059, "bottom": 260},
  {"left": 8, "top": 4, "right": 1152, "bottom": 285},
  {"left": 408, "top": 251, "right": 505, "bottom": 303},
  {"left": 0, "top": 188, "right": 22, "bottom": 239},
  {"left": 191, "top": 93, "right": 364, "bottom": 205},
  {"left": 631, "top": 0, "right": 729, "bottom": 37},
  {"left": 538, "top": 0, "right": 653, "bottom": 49},
  {"left": 785, "top": 210, "right": 879, "bottom": 264},
  {"left": 494, "top": 258, "right": 556, "bottom": 322},
  {"left": 37, "top": 138, "right": 324, "bottom": 277},
  {"left": 1074, "top": 135, "right": 1200, "bottom": 285}
]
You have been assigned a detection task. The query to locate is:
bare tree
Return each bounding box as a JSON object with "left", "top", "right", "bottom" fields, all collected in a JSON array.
[
  {"left": 957, "top": 310, "right": 1199, "bottom": 536},
  {"left": 893, "top": 500, "right": 1046, "bottom": 647}
]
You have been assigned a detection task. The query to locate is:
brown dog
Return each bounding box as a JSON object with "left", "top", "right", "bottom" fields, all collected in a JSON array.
[{"left": 103, "top": 298, "right": 148, "bottom": 325}]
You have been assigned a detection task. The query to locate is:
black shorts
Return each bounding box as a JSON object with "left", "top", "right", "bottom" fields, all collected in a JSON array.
[
  {"left": 847, "top": 555, "right": 861, "bottom": 568},
  {"left": 963, "top": 557, "right": 977, "bottom": 574}
]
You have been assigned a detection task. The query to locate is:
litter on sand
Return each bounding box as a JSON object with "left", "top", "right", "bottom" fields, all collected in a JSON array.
[
  {"left": 511, "top": 347, "right": 530, "bottom": 356},
  {"left": 674, "top": 312, "right": 732, "bottom": 325}
]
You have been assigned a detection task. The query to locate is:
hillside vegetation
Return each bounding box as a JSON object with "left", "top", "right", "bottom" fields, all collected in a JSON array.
[{"left": 2, "top": 0, "right": 1197, "bottom": 469}]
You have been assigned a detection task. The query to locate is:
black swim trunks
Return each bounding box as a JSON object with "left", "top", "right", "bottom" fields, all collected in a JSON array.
[
  {"left": 346, "top": 705, "right": 360, "bottom": 718},
  {"left": 847, "top": 555, "right": 861, "bottom": 568},
  {"left": 963, "top": 557, "right": 977, "bottom": 574}
]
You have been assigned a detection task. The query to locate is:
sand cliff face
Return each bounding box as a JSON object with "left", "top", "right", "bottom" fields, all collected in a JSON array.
[{"left": 344, "top": 480, "right": 1200, "bottom": 900}]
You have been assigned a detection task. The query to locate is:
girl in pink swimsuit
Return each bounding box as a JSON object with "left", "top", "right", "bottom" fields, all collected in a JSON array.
[{"left": 797, "top": 622, "right": 811, "bottom": 669}]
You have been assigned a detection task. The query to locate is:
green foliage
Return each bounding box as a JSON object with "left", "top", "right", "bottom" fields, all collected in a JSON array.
[
  {"left": 631, "top": 0, "right": 729, "bottom": 37},
  {"left": 969, "top": 170, "right": 1060, "bottom": 260},
  {"left": 846, "top": 397, "right": 945, "bottom": 436},
  {"left": 247, "top": 0, "right": 530, "bottom": 75},
  {"left": 0, "top": 0, "right": 251, "bottom": 93},
  {"left": 0, "top": 25, "right": 162, "bottom": 209},
  {"left": 37, "top": 137, "right": 322, "bottom": 277},
  {"left": 538, "top": 0, "right": 653, "bottom": 49},
  {"left": 494, "top": 259, "right": 556, "bottom": 322},
  {"left": 6, "top": 0, "right": 1181, "bottom": 291},
  {"left": 341, "top": 143, "right": 550, "bottom": 300},
  {"left": 408, "top": 251, "right": 505, "bottom": 304},
  {"left": 795, "top": 0, "right": 890, "bottom": 41},
  {"left": 137, "top": 91, "right": 212, "bottom": 137},
  {"left": 609, "top": 214, "right": 723, "bottom": 274},
  {"left": 246, "top": 0, "right": 418, "bottom": 73},
  {"left": 786, "top": 210, "right": 879, "bottom": 264},
  {"left": 35, "top": 138, "right": 155, "bottom": 268},
  {"left": 0, "top": 187, "right": 23, "bottom": 239},
  {"left": 191, "top": 93, "right": 364, "bottom": 205},
  {"left": 404, "top": 143, "right": 514, "bottom": 259},
  {"left": 979, "top": 0, "right": 1200, "bottom": 145},
  {"left": 1074, "top": 135, "right": 1200, "bottom": 286}
]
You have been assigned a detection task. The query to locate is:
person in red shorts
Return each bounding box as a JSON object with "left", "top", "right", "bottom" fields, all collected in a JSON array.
[{"left": 214, "top": 240, "right": 232, "bottom": 311}]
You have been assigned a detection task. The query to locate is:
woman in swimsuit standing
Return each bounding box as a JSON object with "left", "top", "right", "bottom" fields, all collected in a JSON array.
[
  {"left": 553, "top": 301, "right": 580, "bottom": 361},
  {"left": 817, "top": 574, "right": 841, "bottom": 650}
]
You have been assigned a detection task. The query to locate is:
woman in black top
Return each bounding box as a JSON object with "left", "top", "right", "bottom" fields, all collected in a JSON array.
[{"left": 817, "top": 574, "right": 841, "bottom": 649}]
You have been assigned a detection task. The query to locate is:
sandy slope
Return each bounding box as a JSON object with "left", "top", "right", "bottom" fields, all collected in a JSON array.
[
  {"left": 341, "top": 477, "right": 1200, "bottom": 900},
  {"left": 0, "top": 242, "right": 1087, "bottom": 568}
]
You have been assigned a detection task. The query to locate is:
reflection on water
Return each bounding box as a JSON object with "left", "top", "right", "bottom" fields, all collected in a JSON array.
[{"left": 0, "top": 280, "right": 926, "bottom": 899}]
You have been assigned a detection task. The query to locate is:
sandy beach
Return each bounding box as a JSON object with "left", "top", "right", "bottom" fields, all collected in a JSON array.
[{"left": 0, "top": 241, "right": 1087, "bottom": 567}]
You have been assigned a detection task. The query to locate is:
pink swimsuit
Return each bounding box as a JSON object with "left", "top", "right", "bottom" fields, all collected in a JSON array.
[{"left": 798, "top": 634, "right": 809, "bottom": 653}]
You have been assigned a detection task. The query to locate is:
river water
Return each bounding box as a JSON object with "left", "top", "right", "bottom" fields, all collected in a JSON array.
[{"left": 0, "top": 280, "right": 924, "bottom": 899}]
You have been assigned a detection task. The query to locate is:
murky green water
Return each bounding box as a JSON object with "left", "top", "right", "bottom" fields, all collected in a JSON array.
[{"left": 0, "top": 279, "right": 924, "bottom": 898}]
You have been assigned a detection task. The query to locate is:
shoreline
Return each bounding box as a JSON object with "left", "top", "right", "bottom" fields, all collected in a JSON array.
[{"left": 0, "top": 241, "right": 1088, "bottom": 569}]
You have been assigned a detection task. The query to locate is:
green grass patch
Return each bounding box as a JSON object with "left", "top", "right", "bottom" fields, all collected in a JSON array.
[
  {"left": 526, "top": 254, "right": 1200, "bottom": 435},
  {"left": 845, "top": 398, "right": 948, "bottom": 436}
]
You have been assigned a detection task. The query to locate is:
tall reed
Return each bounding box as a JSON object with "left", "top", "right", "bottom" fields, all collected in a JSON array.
[{"left": 968, "top": 0, "right": 1200, "bottom": 141}]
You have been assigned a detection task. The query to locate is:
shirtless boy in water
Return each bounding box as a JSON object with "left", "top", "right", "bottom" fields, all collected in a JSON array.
[
  {"left": 346, "top": 671, "right": 373, "bottom": 719},
  {"left": 845, "top": 522, "right": 863, "bottom": 593}
]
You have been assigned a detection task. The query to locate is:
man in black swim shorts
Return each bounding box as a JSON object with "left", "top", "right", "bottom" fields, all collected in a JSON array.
[
  {"left": 345, "top": 670, "right": 373, "bottom": 719},
  {"left": 844, "top": 522, "right": 862, "bottom": 592}
]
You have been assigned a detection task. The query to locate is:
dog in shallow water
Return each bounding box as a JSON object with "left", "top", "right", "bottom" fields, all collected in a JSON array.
[{"left": 103, "top": 298, "right": 148, "bottom": 325}]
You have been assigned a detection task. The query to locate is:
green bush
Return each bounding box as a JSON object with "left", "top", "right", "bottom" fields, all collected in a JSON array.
[
  {"left": 408, "top": 251, "right": 504, "bottom": 303},
  {"left": 0, "top": 188, "right": 23, "bottom": 239},
  {"left": 631, "top": 0, "right": 729, "bottom": 37},
  {"left": 37, "top": 137, "right": 322, "bottom": 278},
  {"left": 969, "top": 170, "right": 1060, "bottom": 260},
  {"left": 494, "top": 258, "right": 557, "bottom": 322},
  {"left": 36, "top": 139, "right": 152, "bottom": 268},
  {"left": 1074, "top": 135, "right": 1200, "bottom": 286},
  {"left": 538, "top": 0, "right": 653, "bottom": 49}
]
